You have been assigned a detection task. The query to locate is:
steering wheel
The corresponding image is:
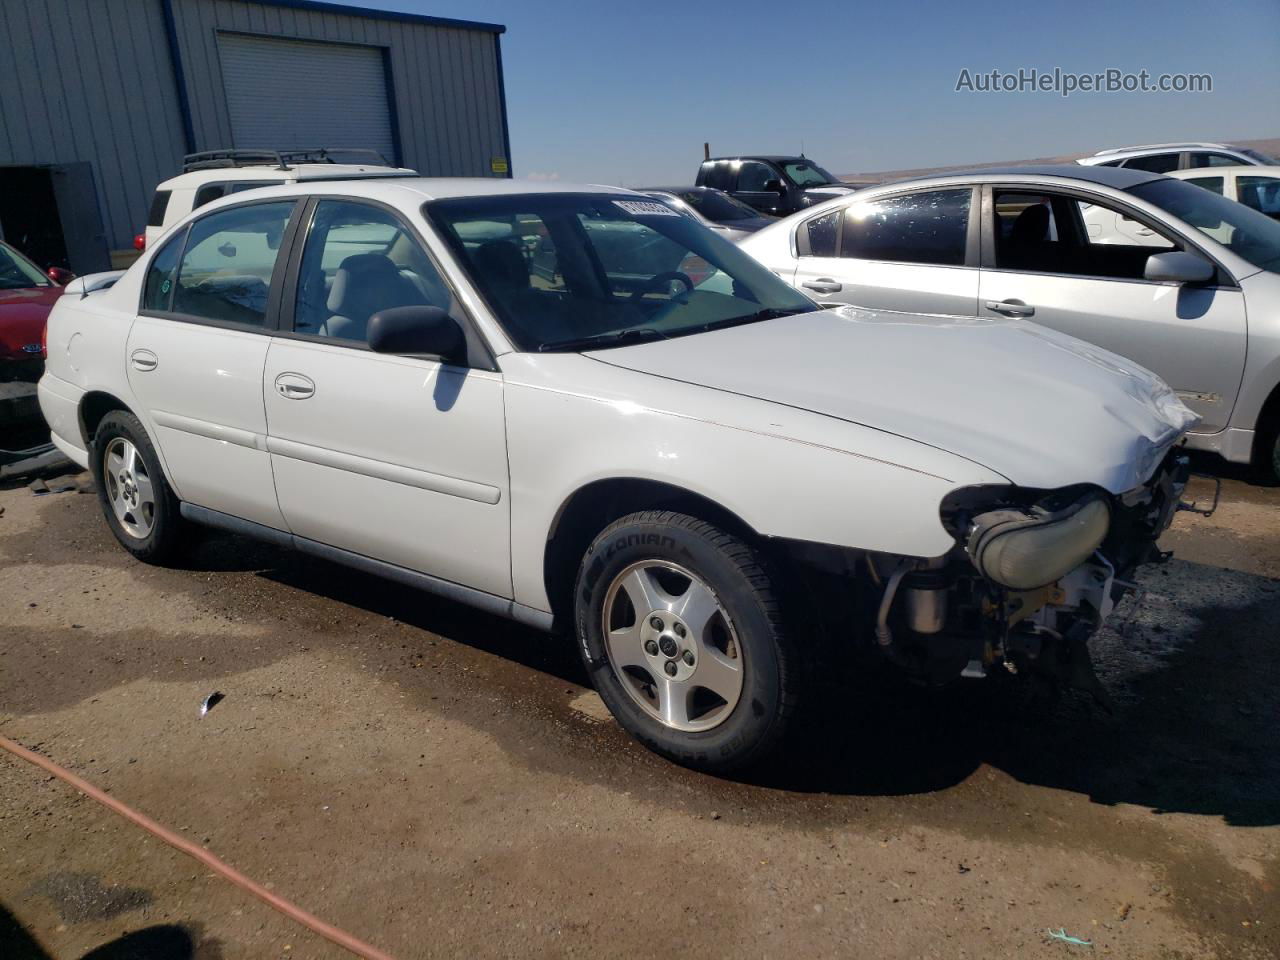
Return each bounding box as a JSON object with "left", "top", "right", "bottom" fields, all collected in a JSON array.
[{"left": 629, "top": 271, "right": 694, "bottom": 301}]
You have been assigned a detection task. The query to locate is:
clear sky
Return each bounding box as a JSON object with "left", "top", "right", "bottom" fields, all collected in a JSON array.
[{"left": 349, "top": 0, "right": 1280, "bottom": 184}]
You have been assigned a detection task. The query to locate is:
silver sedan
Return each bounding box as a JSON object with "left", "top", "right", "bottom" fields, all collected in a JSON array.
[{"left": 740, "top": 164, "right": 1280, "bottom": 479}]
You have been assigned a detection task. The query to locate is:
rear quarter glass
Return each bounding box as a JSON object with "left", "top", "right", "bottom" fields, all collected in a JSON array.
[{"left": 147, "top": 190, "right": 172, "bottom": 227}]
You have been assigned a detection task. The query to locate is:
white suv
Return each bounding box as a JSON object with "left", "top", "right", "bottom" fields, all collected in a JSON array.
[
  {"left": 1078, "top": 142, "right": 1276, "bottom": 174},
  {"left": 139, "top": 149, "right": 417, "bottom": 250},
  {"left": 40, "top": 178, "right": 1197, "bottom": 771}
]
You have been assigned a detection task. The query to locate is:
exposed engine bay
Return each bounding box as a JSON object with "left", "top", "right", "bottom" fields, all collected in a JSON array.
[{"left": 788, "top": 451, "right": 1207, "bottom": 701}]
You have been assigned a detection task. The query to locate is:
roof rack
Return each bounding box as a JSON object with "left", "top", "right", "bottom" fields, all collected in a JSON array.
[
  {"left": 182, "top": 147, "right": 391, "bottom": 172},
  {"left": 1092, "top": 142, "right": 1227, "bottom": 156}
]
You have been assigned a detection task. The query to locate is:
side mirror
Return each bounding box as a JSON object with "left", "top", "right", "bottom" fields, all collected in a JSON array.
[
  {"left": 367, "top": 305, "right": 467, "bottom": 364},
  {"left": 1144, "top": 251, "right": 1215, "bottom": 285},
  {"left": 46, "top": 267, "right": 76, "bottom": 285},
  {"left": 762, "top": 178, "right": 786, "bottom": 195}
]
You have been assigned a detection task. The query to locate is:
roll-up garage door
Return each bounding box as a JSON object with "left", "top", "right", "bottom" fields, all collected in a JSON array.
[{"left": 217, "top": 34, "right": 397, "bottom": 164}]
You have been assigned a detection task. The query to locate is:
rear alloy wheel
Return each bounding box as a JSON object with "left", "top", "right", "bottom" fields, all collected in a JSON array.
[
  {"left": 103, "top": 437, "right": 156, "bottom": 540},
  {"left": 91, "top": 411, "right": 183, "bottom": 563},
  {"left": 575, "top": 511, "right": 797, "bottom": 772}
]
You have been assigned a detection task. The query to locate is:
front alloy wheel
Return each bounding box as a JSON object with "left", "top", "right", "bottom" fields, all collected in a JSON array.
[
  {"left": 602, "top": 560, "right": 744, "bottom": 732},
  {"left": 575, "top": 510, "right": 798, "bottom": 772}
]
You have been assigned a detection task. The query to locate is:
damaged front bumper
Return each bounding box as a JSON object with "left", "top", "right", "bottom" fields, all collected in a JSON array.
[{"left": 876, "top": 451, "right": 1199, "bottom": 695}]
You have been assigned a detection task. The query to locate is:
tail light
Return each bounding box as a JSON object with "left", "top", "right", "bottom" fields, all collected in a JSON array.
[{"left": 133, "top": 233, "right": 146, "bottom": 251}]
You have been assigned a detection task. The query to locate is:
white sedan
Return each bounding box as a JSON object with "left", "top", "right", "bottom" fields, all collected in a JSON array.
[
  {"left": 1169, "top": 165, "right": 1280, "bottom": 224},
  {"left": 40, "top": 178, "right": 1196, "bottom": 771}
]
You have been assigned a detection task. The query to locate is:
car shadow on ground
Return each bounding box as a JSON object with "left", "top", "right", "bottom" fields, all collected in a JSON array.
[
  {"left": 0, "top": 902, "right": 210, "bottom": 959},
  {"left": 180, "top": 524, "right": 1280, "bottom": 828}
]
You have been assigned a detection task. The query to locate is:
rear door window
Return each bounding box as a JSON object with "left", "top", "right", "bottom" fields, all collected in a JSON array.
[
  {"left": 736, "top": 161, "right": 777, "bottom": 192},
  {"left": 1187, "top": 152, "right": 1242, "bottom": 168},
  {"left": 800, "top": 210, "right": 841, "bottom": 257},
  {"left": 1238, "top": 176, "right": 1280, "bottom": 218},
  {"left": 1121, "top": 153, "right": 1180, "bottom": 173},
  {"left": 840, "top": 189, "right": 970, "bottom": 266},
  {"left": 194, "top": 180, "right": 285, "bottom": 210},
  {"left": 1183, "top": 176, "right": 1225, "bottom": 195},
  {"left": 172, "top": 201, "right": 296, "bottom": 327},
  {"left": 699, "top": 162, "right": 732, "bottom": 191}
]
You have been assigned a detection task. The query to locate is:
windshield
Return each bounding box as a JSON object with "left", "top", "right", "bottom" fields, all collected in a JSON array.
[
  {"left": 0, "top": 243, "right": 51, "bottom": 290},
  {"left": 1128, "top": 178, "right": 1280, "bottom": 273},
  {"left": 1241, "top": 148, "right": 1279, "bottom": 165},
  {"left": 427, "top": 193, "right": 814, "bottom": 352},
  {"left": 783, "top": 161, "right": 839, "bottom": 187},
  {"left": 677, "top": 190, "right": 761, "bottom": 222}
]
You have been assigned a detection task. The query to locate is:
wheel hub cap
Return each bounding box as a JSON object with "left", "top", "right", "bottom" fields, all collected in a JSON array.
[
  {"left": 602, "top": 560, "right": 744, "bottom": 732},
  {"left": 103, "top": 437, "right": 156, "bottom": 540}
]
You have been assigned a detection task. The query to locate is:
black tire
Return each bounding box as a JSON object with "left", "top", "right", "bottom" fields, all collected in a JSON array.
[
  {"left": 1258, "top": 421, "right": 1280, "bottom": 485},
  {"left": 90, "top": 410, "right": 184, "bottom": 563},
  {"left": 574, "top": 510, "right": 798, "bottom": 772}
]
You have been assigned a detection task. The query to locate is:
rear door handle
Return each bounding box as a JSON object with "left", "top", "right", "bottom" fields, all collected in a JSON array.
[
  {"left": 130, "top": 349, "right": 158, "bottom": 372},
  {"left": 802, "top": 278, "right": 843, "bottom": 294},
  {"left": 274, "top": 372, "right": 315, "bottom": 400},
  {"left": 984, "top": 299, "right": 1035, "bottom": 317}
]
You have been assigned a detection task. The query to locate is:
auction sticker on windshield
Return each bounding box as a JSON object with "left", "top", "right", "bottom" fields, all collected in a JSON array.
[{"left": 612, "top": 200, "right": 680, "bottom": 217}]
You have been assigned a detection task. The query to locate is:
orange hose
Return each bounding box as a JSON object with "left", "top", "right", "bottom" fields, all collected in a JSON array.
[{"left": 0, "top": 734, "right": 397, "bottom": 960}]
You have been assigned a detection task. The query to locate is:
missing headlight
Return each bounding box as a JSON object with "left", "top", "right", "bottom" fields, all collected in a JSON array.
[{"left": 966, "top": 495, "right": 1110, "bottom": 590}]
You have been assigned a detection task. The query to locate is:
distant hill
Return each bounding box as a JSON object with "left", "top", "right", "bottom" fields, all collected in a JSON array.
[{"left": 840, "top": 137, "right": 1280, "bottom": 184}]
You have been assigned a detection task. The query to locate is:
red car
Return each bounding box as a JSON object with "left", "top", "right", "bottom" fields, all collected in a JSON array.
[{"left": 0, "top": 241, "right": 73, "bottom": 383}]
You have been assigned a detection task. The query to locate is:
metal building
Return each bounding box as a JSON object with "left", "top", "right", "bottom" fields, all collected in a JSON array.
[{"left": 0, "top": 0, "right": 511, "bottom": 273}]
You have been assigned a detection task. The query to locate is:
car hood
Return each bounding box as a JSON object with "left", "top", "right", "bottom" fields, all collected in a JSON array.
[
  {"left": 713, "top": 218, "right": 774, "bottom": 237},
  {"left": 801, "top": 185, "right": 856, "bottom": 199},
  {"left": 587, "top": 307, "right": 1198, "bottom": 493},
  {"left": 0, "top": 285, "right": 59, "bottom": 358}
]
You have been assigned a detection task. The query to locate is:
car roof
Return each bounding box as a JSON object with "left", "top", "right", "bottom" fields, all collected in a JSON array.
[
  {"left": 1091, "top": 141, "right": 1234, "bottom": 156},
  {"left": 1168, "top": 164, "right": 1280, "bottom": 177},
  {"left": 638, "top": 185, "right": 715, "bottom": 193},
  {"left": 1078, "top": 144, "right": 1255, "bottom": 166},
  {"left": 157, "top": 163, "right": 419, "bottom": 189},
  {"left": 703, "top": 156, "right": 809, "bottom": 164},
  {"left": 879, "top": 163, "right": 1163, "bottom": 190},
  {"left": 191, "top": 177, "right": 642, "bottom": 207}
]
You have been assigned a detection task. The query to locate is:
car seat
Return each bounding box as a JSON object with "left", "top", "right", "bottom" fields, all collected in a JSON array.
[{"left": 322, "top": 253, "right": 425, "bottom": 342}]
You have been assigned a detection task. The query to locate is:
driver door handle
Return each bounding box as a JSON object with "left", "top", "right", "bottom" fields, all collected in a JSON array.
[
  {"left": 274, "top": 372, "right": 315, "bottom": 400},
  {"left": 985, "top": 299, "right": 1035, "bottom": 317},
  {"left": 802, "top": 278, "right": 842, "bottom": 294}
]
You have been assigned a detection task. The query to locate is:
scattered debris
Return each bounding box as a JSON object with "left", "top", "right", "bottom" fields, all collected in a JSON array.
[
  {"left": 200, "top": 692, "right": 224, "bottom": 717},
  {"left": 1046, "top": 928, "right": 1092, "bottom": 947},
  {"left": 1116, "top": 902, "right": 1132, "bottom": 921},
  {"left": 1, "top": 443, "right": 74, "bottom": 483},
  {"left": 28, "top": 478, "right": 48, "bottom": 495}
]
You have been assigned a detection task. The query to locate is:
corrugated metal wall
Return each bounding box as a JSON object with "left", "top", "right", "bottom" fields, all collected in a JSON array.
[
  {"left": 169, "top": 0, "right": 508, "bottom": 178},
  {"left": 0, "top": 0, "right": 189, "bottom": 254},
  {"left": 0, "top": 0, "right": 509, "bottom": 253}
]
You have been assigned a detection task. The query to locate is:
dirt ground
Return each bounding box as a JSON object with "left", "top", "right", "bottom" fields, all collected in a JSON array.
[{"left": 0, "top": 461, "right": 1276, "bottom": 959}]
